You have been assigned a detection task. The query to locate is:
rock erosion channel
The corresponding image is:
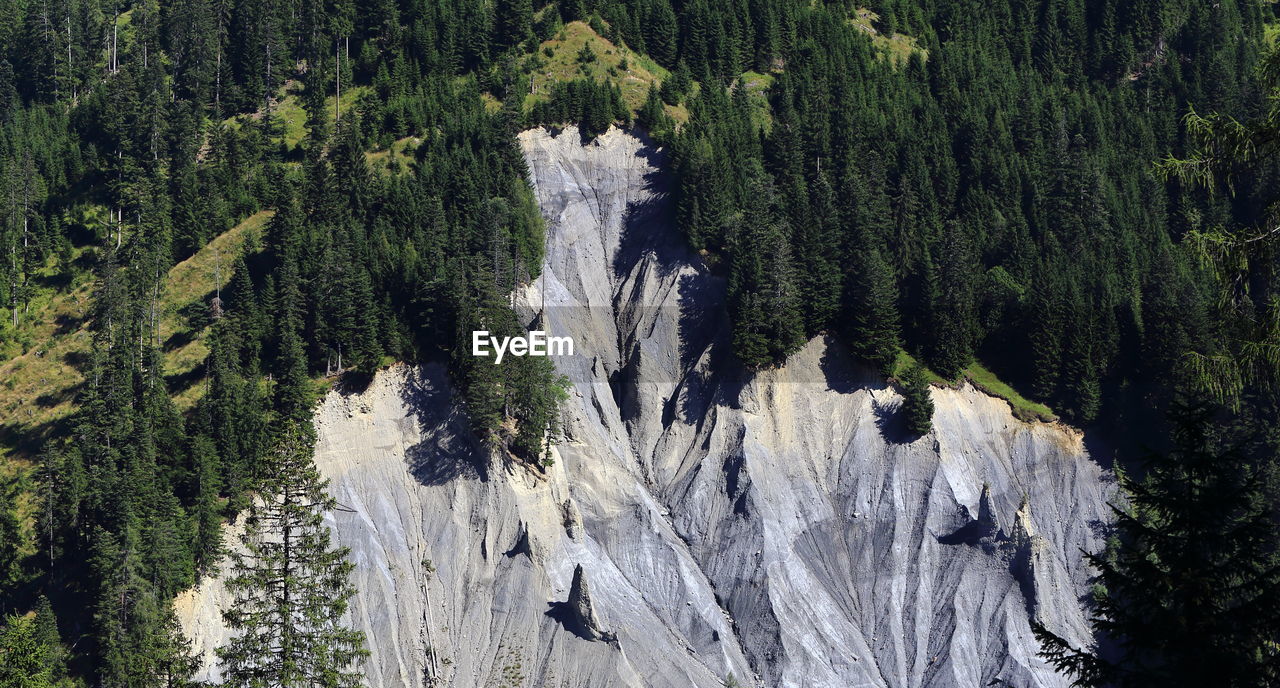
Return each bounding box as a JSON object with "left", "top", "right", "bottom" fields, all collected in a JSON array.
[{"left": 177, "top": 126, "right": 1112, "bottom": 687}]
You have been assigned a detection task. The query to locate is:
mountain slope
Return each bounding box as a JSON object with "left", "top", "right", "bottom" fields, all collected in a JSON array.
[{"left": 179, "top": 127, "right": 1111, "bottom": 687}]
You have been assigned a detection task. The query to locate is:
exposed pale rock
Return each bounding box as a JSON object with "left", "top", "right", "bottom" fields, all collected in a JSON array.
[{"left": 178, "top": 126, "right": 1112, "bottom": 688}]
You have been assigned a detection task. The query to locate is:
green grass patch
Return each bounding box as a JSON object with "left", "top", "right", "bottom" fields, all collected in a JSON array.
[
  {"left": 848, "top": 7, "right": 927, "bottom": 66},
  {"left": 164, "top": 210, "right": 273, "bottom": 410},
  {"left": 963, "top": 361, "right": 1057, "bottom": 423},
  {"left": 221, "top": 81, "right": 369, "bottom": 151},
  {"left": 737, "top": 71, "right": 775, "bottom": 131},
  {"left": 275, "top": 90, "right": 309, "bottom": 149},
  {"left": 890, "top": 351, "right": 1056, "bottom": 423},
  {"left": 365, "top": 136, "right": 421, "bottom": 175},
  {"left": 890, "top": 350, "right": 948, "bottom": 385},
  {"left": 0, "top": 210, "right": 274, "bottom": 452},
  {"left": 518, "top": 21, "right": 679, "bottom": 121}
]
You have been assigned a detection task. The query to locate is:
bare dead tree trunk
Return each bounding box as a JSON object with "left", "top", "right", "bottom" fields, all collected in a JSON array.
[
  {"left": 10, "top": 244, "right": 17, "bottom": 330},
  {"left": 112, "top": 10, "right": 119, "bottom": 73},
  {"left": 215, "top": 49, "right": 222, "bottom": 112},
  {"left": 265, "top": 41, "right": 273, "bottom": 110},
  {"left": 39, "top": 7, "right": 57, "bottom": 99},
  {"left": 335, "top": 39, "right": 341, "bottom": 130},
  {"left": 67, "top": 15, "right": 74, "bottom": 102}
]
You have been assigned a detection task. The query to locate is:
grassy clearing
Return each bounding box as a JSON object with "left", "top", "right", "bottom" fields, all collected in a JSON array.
[
  {"left": 222, "top": 81, "right": 369, "bottom": 151},
  {"left": 161, "top": 209, "right": 272, "bottom": 410},
  {"left": 850, "top": 8, "right": 927, "bottom": 66},
  {"left": 275, "top": 85, "right": 309, "bottom": 149},
  {"left": 891, "top": 350, "right": 949, "bottom": 385},
  {"left": 0, "top": 210, "right": 273, "bottom": 460},
  {"left": 891, "top": 351, "right": 1056, "bottom": 423},
  {"left": 964, "top": 362, "right": 1056, "bottom": 423},
  {"left": 737, "top": 71, "right": 775, "bottom": 131},
  {"left": 0, "top": 278, "right": 94, "bottom": 450},
  {"left": 520, "top": 21, "right": 684, "bottom": 122},
  {"left": 365, "top": 136, "right": 421, "bottom": 174}
]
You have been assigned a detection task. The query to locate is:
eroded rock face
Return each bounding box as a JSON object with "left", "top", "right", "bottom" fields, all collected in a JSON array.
[{"left": 178, "top": 126, "right": 1111, "bottom": 687}]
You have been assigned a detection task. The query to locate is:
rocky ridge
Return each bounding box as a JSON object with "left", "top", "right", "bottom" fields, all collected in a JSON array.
[{"left": 177, "top": 126, "right": 1111, "bottom": 687}]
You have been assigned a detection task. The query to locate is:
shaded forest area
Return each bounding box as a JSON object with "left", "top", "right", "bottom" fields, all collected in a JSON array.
[{"left": 0, "top": 0, "right": 1276, "bottom": 684}]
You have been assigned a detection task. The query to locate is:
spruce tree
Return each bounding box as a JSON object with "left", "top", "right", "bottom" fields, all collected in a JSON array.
[
  {"left": 0, "top": 474, "right": 23, "bottom": 599},
  {"left": 1036, "top": 401, "right": 1280, "bottom": 687},
  {"left": 849, "top": 246, "right": 901, "bottom": 376},
  {"left": 217, "top": 421, "right": 368, "bottom": 688},
  {"left": 727, "top": 161, "right": 805, "bottom": 368},
  {"left": 493, "top": 0, "right": 534, "bottom": 51},
  {"left": 925, "top": 220, "right": 978, "bottom": 380},
  {"left": 31, "top": 597, "right": 67, "bottom": 683},
  {"left": 0, "top": 614, "right": 54, "bottom": 688},
  {"left": 900, "top": 362, "right": 934, "bottom": 437},
  {"left": 646, "top": 0, "right": 679, "bottom": 67},
  {"left": 189, "top": 435, "right": 223, "bottom": 576}
]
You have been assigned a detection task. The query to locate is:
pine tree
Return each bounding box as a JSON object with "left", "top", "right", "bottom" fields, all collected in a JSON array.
[
  {"left": 900, "top": 362, "right": 934, "bottom": 436},
  {"left": 637, "top": 83, "right": 672, "bottom": 136},
  {"left": 926, "top": 220, "right": 978, "bottom": 380},
  {"left": 274, "top": 318, "right": 315, "bottom": 425},
  {"left": 0, "top": 474, "right": 23, "bottom": 599},
  {"left": 727, "top": 161, "right": 805, "bottom": 368},
  {"left": 793, "top": 174, "right": 842, "bottom": 334},
  {"left": 1036, "top": 401, "right": 1280, "bottom": 686},
  {"left": 91, "top": 525, "right": 198, "bottom": 687},
  {"left": 189, "top": 435, "right": 223, "bottom": 576},
  {"left": 218, "top": 421, "right": 368, "bottom": 688},
  {"left": 849, "top": 246, "right": 901, "bottom": 376},
  {"left": 0, "top": 614, "right": 54, "bottom": 688},
  {"left": 646, "top": 0, "right": 679, "bottom": 68},
  {"left": 660, "top": 61, "right": 692, "bottom": 105},
  {"left": 31, "top": 597, "right": 67, "bottom": 683},
  {"left": 493, "top": 0, "right": 533, "bottom": 51}
]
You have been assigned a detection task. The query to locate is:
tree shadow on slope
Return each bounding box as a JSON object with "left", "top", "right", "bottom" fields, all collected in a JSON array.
[
  {"left": 611, "top": 172, "right": 677, "bottom": 281},
  {"left": 871, "top": 394, "right": 917, "bottom": 445},
  {"left": 672, "top": 270, "right": 746, "bottom": 426},
  {"left": 818, "top": 338, "right": 886, "bottom": 395},
  {"left": 398, "top": 365, "right": 489, "bottom": 485}
]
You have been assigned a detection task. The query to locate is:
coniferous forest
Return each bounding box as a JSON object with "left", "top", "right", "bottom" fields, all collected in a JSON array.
[{"left": 0, "top": 0, "right": 1276, "bottom": 685}]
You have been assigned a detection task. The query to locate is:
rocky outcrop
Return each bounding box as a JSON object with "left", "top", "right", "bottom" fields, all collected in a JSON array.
[
  {"left": 178, "top": 126, "right": 1112, "bottom": 687},
  {"left": 557, "top": 564, "right": 617, "bottom": 643}
]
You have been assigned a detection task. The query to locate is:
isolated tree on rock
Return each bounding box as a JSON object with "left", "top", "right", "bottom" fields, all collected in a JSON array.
[
  {"left": 218, "top": 422, "right": 368, "bottom": 688},
  {"left": 900, "top": 362, "right": 934, "bottom": 436}
]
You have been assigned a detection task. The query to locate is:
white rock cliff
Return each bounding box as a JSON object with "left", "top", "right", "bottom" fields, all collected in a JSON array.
[{"left": 178, "top": 126, "right": 1112, "bottom": 687}]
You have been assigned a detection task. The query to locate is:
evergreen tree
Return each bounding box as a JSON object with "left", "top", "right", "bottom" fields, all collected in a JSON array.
[
  {"left": 1036, "top": 401, "right": 1280, "bottom": 686},
  {"left": 31, "top": 597, "right": 67, "bottom": 684},
  {"left": 493, "top": 0, "right": 534, "bottom": 51},
  {"left": 637, "top": 83, "right": 672, "bottom": 136},
  {"left": 0, "top": 614, "right": 54, "bottom": 688},
  {"left": 900, "top": 362, "right": 934, "bottom": 436},
  {"left": 727, "top": 161, "right": 804, "bottom": 368},
  {"left": 645, "top": 0, "right": 679, "bottom": 68},
  {"left": 189, "top": 435, "right": 223, "bottom": 575},
  {"left": 793, "top": 174, "right": 842, "bottom": 334},
  {"left": 217, "top": 421, "right": 368, "bottom": 688},
  {"left": 849, "top": 245, "right": 901, "bottom": 376},
  {"left": 91, "top": 526, "right": 198, "bottom": 687},
  {"left": 660, "top": 61, "right": 692, "bottom": 105},
  {"left": 0, "top": 474, "right": 23, "bottom": 600},
  {"left": 925, "top": 221, "right": 978, "bottom": 380}
]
